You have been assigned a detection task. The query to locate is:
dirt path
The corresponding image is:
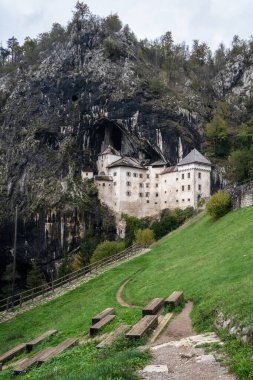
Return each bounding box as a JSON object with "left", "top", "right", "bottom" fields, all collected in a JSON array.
[
  {"left": 116, "top": 278, "right": 137, "bottom": 308},
  {"left": 140, "top": 302, "right": 237, "bottom": 380}
]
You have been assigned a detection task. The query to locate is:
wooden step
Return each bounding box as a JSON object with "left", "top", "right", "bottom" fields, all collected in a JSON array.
[
  {"left": 0, "top": 343, "right": 26, "bottom": 365},
  {"left": 142, "top": 298, "right": 164, "bottom": 316},
  {"left": 96, "top": 324, "right": 130, "bottom": 349},
  {"left": 12, "top": 338, "right": 78, "bottom": 374},
  {"left": 90, "top": 314, "right": 115, "bottom": 337},
  {"left": 164, "top": 291, "right": 184, "bottom": 309},
  {"left": 126, "top": 315, "right": 158, "bottom": 339},
  {"left": 12, "top": 347, "right": 50, "bottom": 375},
  {"left": 37, "top": 338, "right": 78, "bottom": 363},
  {"left": 149, "top": 313, "right": 173, "bottom": 343},
  {"left": 26, "top": 329, "right": 57, "bottom": 352},
  {"left": 92, "top": 308, "right": 115, "bottom": 325}
]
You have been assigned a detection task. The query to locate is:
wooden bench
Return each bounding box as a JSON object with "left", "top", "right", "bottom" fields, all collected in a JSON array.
[
  {"left": 142, "top": 298, "right": 164, "bottom": 316},
  {"left": 12, "top": 338, "right": 78, "bottom": 375},
  {"left": 26, "top": 329, "right": 57, "bottom": 352},
  {"left": 96, "top": 324, "right": 130, "bottom": 349},
  {"left": 90, "top": 314, "right": 115, "bottom": 336},
  {"left": 0, "top": 343, "right": 26, "bottom": 365},
  {"left": 92, "top": 308, "right": 115, "bottom": 325},
  {"left": 164, "top": 291, "right": 184, "bottom": 309},
  {"left": 126, "top": 315, "right": 158, "bottom": 339}
]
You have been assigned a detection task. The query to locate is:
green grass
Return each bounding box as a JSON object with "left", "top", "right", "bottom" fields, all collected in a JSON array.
[{"left": 0, "top": 207, "right": 253, "bottom": 379}]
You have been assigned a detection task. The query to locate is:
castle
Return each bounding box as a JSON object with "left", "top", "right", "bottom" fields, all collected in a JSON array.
[{"left": 86, "top": 146, "right": 212, "bottom": 219}]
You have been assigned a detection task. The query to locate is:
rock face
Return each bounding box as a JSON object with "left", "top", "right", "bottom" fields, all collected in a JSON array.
[{"left": 1, "top": 9, "right": 253, "bottom": 276}]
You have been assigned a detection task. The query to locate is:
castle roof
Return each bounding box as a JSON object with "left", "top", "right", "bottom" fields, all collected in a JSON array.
[
  {"left": 107, "top": 157, "right": 146, "bottom": 170},
  {"left": 151, "top": 159, "right": 168, "bottom": 167},
  {"left": 177, "top": 149, "right": 211, "bottom": 167},
  {"left": 160, "top": 166, "right": 177, "bottom": 175},
  {"left": 99, "top": 145, "right": 120, "bottom": 156}
]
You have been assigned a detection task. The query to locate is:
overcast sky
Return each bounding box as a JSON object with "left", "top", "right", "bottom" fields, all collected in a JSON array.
[{"left": 0, "top": 0, "right": 253, "bottom": 51}]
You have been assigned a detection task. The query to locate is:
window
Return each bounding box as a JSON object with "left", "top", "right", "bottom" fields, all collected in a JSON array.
[
  {"left": 188, "top": 198, "right": 190, "bottom": 201},
  {"left": 102, "top": 183, "right": 105, "bottom": 187},
  {"left": 126, "top": 172, "right": 131, "bottom": 177},
  {"left": 182, "top": 185, "right": 184, "bottom": 191},
  {"left": 126, "top": 181, "right": 131, "bottom": 186},
  {"left": 139, "top": 183, "right": 143, "bottom": 188},
  {"left": 155, "top": 202, "right": 158, "bottom": 204},
  {"left": 182, "top": 173, "right": 184, "bottom": 179},
  {"left": 165, "top": 201, "right": 167, "bottom": 203},
  {"left": 176, "top": 189, "right": 178, "bottom": 192},
  {"left": 147, "top": 174, "right": 150, "bottom": 179},
  {"left": 86, "top": 172, "right": 88, "bottom": 176},
  {"left": 114, "top": 182, "right": 117, "bottom": 186},
  {"left": 113, "top": 172, "right": 117, "bottom": 177},
  {"left": 146, "top": 183, "right": 150, "bottom": 188},
  {"left": 155, "top": 174, "right": 159, "bottom": 178},
  {"left": 155, "top": 184, "right": 159, "bottom": 188},
  {"left": 126, "top": 191, "right": 131, "bottom": 196},
  {"left": 133, "top": 173, "right": 138, "bottom": 177},
  {"left": 145, "top": 192, "right": 150, "bottom": 197},
  {"left": 155, "top": 193, "right": 159, "bottom": 197},
  {"left": 139, "top": 173, "right": 143, "bottom": 178},
  {"left": 147, "top": 200, "right": 150, "bottom": 203},
  {"left": 165, "top": 191, "right": 167, "bottom": 194},
  {"left": 188, "top": 185, "right": 190, "bottom": 190},
  {"left": 176, "top": 178, "right": 178, "bottom": 181},
  {"left": 198, "top": 172, "right": 201, "bottom": 179},
  {"left": 176, "top": 200, "right": 179, "bottom": 203},
  {"left": 198, "top": 184, "right": 202, "bottom": 191},
  {"left": 188, "top": 173, "right": 190, "bottom": 178},
  {"left": 182, "top": 199, "right": 185, "bottom": 202},
  {"left": 139, "top": 192, "right": 143, "bottom": 197}
]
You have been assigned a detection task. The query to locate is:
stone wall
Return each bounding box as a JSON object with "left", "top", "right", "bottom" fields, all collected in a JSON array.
[{"left": 228, "top": 181, "right": 253, "bottom": 209}]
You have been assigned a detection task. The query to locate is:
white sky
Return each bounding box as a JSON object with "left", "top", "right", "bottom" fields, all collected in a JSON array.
[{"left": 0, "top": 0, "right": 253, "bottom": 51}]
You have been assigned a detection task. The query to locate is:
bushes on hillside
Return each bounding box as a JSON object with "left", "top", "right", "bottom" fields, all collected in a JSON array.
[
  {"left": 207, "top": 190, "right": 231, "bottom": 219},
  {"left": 151, "top": 207, "right": 195, "bottom": 240},
  {"left": 122, "top": 213, "right": 146, "bottom": 247},
  {"left": 91, "top": 240, "right": 125, "bottom": 264},
  {"left": 134, "top": 228, "right": 154, "bottom": 246}
]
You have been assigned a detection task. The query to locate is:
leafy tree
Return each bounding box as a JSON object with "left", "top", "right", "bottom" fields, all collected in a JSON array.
[
  {"left": 7, "top": 36, "right": 21, "bottom": 64},
  {"left": 151, "top": 213, "right": 178, "bottom": 240},
  {"left": 105, "top": 14, "right": 122, "bottom": 32},
  {"left": 23, "top": 37, "right": 38, "bottom": 64},
  {"left": 235, "top": 119, "right": 253, "bottom": 149},
  {"left": 91, "top": 240, "right": 125, "bottom": 264},
  {"left": 134, "top": 229, "right": 154, "bottom": 246},
  {"left": 205, "top": 113, "right": 230, "bottom": 157},
  {"left": 26, "top": 261, "right": 46, "bottom": 289},
  {"left": 103, "top": 37, "right": 122, "bottom": 59},
  {"left": 122, "top": 214, "right": 145, "bottom": 247},
  {"left": 228, "top": 148, "right": 253, "bottom": 183},
  {"left": 1, "top": 263, "right": 21, "bottom": 298},
  {"left": 80, "top": 228, "right": 99, "bottom": 266},
  {"left": 207, "top": 190, "right": 231, "bottom": 219}
]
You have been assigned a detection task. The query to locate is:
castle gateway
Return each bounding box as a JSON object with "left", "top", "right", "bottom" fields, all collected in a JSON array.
[{"left": 94, "top": 146, "right": 211, "bottom": 219}]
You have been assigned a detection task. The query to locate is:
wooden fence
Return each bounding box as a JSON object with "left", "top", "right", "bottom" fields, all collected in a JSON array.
[{"left": 0, "top": 244, "right": 147, "bottom": 313}]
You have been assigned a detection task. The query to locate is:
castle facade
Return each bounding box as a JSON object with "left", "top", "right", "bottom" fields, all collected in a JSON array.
[{"left": 91, "top": 146, "right": 212, "bottom": 219}]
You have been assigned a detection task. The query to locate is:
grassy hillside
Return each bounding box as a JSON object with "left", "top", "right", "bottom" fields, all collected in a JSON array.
[{"left": 0, "top": 207, "right": 253, "bottom": 379}]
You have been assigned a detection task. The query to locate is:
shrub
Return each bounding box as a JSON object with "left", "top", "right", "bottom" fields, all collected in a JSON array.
[
  {"left": 134, "top": 228, "right": 154, "bottom": 246},
  {"left": 207, "top": 190, "right": 231, "bottom": 219},
  {"left": 122, "top": 214, "right": 146, "bottom": 247},
  {"left": 103, "top": 36, "right": 122, "bottom": 59},
  {"left": 91, "top": 240, "right": 125, "bottom": 264}
]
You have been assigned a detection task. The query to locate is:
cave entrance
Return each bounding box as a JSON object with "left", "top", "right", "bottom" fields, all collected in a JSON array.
[{"left": 92, "top": 119, "right": 124, "bottom": 155}]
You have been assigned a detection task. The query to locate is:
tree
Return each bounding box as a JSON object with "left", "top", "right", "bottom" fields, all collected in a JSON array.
[
  {"left": 26, "top": 261, "right": 46, "bottom": 289},
  {"left": 91, "top": 240, "right": 125, "bottom": 264},
  {"left": 205, "top": 113, "right": 230, "bottom": 157},
  {"left": 23, "top": 37, "right": 37, "bottom": 64},
  {"left": 134, "top": 229, "right": 154, "bottom": 246},
  {"left": 207, "top": 190, "right": 231, "bottom": 219},
  {"left": 7, "top": 36, "right": 20, "bottom": 64},
  {"left": 105, "top": 14, "right": 122, "bottom": 33},
  {"left": 228, "top": 148, "right": 253, "bottom": 183},
  {"left": 1, "top": 263, "right": 20, "bottom": 298}
]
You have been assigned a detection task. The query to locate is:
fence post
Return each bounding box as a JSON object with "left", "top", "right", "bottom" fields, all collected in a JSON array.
[
  {"left": 52, "top": 281, "right": 54, "bottom": 294},
  {"left": 19, "top": 294, "right": 23, "bottom": 308},
  {"left": 6, "top": 297, "right": 10, "bottom": 312},
  {"left": 32, "top": 289, "right": 34, "bottom": 302}
]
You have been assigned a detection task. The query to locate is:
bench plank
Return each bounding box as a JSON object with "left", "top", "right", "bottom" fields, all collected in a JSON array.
[
  {"left": 12, "top": 338, "right": 78, "bottom": 374},
  {"left": 90, "top": 314, "right": 115, "bottom": 336},
  {"left": 142, "top": 298, "right": 164, "bottom": 316},
  {"left": 37, "top": 338, "right": 78, "bottom": 363},
  {"left": 149, "top": 313, "right": 173, "bottom": 343},
  {"left": 0, "top": 343, "right": 26, "bottom": 365},
  {"left": 92, "top": 308, "right": 115, "bottom": 325},
  {"left": 26, "top": 329, "right": 57, "bottom": 352},
  {"left": 96, "top": 324, "right": 130, "bottom": 349},
  {"left": 164, "top": 291, "right": 184, "bottom": 309},
  {"left": 126, "top": 315, "right": 158, "bottom": 339}
]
